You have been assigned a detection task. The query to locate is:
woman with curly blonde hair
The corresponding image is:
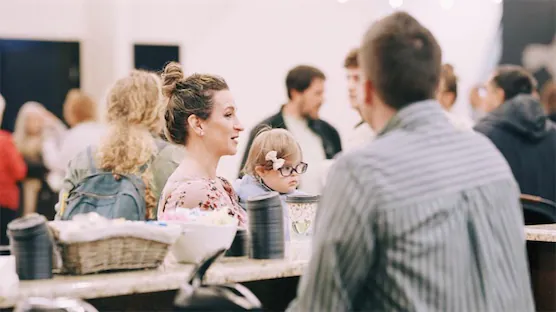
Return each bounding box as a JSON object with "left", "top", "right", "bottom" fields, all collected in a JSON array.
[{"left": 56, "top": 70, "right": 185, "bottom": 219}]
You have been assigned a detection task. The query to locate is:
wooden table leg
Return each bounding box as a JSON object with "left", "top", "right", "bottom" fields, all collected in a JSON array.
[{"left": 527, "top": 241, "right": 556, "bottom": 312}]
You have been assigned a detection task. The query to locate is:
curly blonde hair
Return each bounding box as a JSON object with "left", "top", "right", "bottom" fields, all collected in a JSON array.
[
  {"left": 243, "top": 127, "right": 302, "bottom": 177},
  {"left": 97, "top": 70, "right": 164, "bottom": 219}
]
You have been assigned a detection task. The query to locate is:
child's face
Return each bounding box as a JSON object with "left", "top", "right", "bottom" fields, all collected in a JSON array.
[{"left": 256, "top": 160, "right": 307, "bottom": 194}]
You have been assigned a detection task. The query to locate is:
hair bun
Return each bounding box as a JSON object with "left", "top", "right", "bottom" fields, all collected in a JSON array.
[{"left": 161, "top": 62, "right": 185, "bottom": 98}]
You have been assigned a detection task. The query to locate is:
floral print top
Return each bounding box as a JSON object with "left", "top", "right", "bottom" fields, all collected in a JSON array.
[{"left": 158, "top": 176, "right": 247, "bottom": 227}]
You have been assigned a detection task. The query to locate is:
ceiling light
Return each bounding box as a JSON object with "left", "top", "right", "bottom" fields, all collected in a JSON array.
[{"left": 389, "top": 0, "right": 403, "bottom": 9}]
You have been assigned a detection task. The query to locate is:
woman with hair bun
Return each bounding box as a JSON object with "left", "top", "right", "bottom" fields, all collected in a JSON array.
[{"left": 158, "top": 62, "right": 247, "bottom": 226}]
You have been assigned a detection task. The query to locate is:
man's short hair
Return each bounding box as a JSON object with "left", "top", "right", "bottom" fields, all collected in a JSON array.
[
  {"left": 491, "top": 65, "right": 537, "bottom": 101},
  {"left": 359, "top": 11, "right": 442, "bottom": 110},
  {"left": 344, "top": 48, "right": 359, "bottom": 68},
  {"left": 286, "top": 65, "right": 326, "bottom": 99}
]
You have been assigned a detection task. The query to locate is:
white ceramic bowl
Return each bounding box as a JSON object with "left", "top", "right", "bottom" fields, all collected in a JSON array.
[{"left": 167, "top": 222, "right": 238, "bottom": 264}]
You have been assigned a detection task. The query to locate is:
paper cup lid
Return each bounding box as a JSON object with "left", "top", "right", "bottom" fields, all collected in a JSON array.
[{"left": 285, "top": 194, "right": 320, "bottom": 204}]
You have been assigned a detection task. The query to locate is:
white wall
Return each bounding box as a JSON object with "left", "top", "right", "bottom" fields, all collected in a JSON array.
[
  {"left": 395, "top": 0, "right": 503, "bottom": 117},
  {"left": 0, "top": 0, "right": 502, "bottom": 180}
]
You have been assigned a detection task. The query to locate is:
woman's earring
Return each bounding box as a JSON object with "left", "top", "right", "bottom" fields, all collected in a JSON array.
[{"left": 199, "top": 130, "right": 204, "bottom": 136}]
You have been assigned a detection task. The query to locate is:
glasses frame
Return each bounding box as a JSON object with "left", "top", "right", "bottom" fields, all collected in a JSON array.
[{"left": 278, "top": 162, "right": 308, "bottom": 177}]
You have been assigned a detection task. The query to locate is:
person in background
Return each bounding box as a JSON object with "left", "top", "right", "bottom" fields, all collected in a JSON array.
[
  {"left": 157, "top": 62, "right": 247, "bottom": 227},
  {"left": 238, "top": 65, "right": 342, "bottom": 195},
  {"left": 56, "top": 70, "right": 184, "bottom": 219},
  {"left": 43, "top": 89, "right": 105, "bottom": 192},
  {"left": 318, "top": 48, "right": 376, "bottom": 190},
  {"left": 288, "top": 11, "right": 534, "bottom": 311},
  {"left": 13, "top": 102, "right": 66, "bottom": 220},
  {"left": 0, "top": 94, "right": 27, "bottom": 245},
  {"left": 436, "top": 64, "right": 474, "bottom": 129},
  {"left": 541, "top": 80, "right": 556, "bottom": 122},
  {"left": 474, "top": 65, "right": 556, "bottom": 202},
  {"left": 469, "top": 85, "right": 489, "bottom": 122},
  {"left": 343, "top": 47, "right": 376, "bottom": 150}
]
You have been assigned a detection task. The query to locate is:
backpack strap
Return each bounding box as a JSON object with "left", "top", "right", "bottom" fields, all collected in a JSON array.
[{"left": 86, "top": 146, "right": 97, "bottom": 174}]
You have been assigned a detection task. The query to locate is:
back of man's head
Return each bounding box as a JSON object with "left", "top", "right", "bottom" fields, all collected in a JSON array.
[
  {"left": 359, "top": 11, "right": 442, "bottom": 110},
  {"left": 492, "top": 65, "right": 537, "bottom": 101}
]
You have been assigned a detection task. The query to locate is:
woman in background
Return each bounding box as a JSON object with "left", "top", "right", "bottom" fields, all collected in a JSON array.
[
  {"left": 56, "top": 70, "right": 184, "bottom": 219},
  {"left": 43, "top": 89, "right": 105, "bottom": 192},
  {"left": 0, "top": 94, "right": 27, "bottom": 245},
  {"left": 13, "top": 101, "right": 65, "bottom": 220}
]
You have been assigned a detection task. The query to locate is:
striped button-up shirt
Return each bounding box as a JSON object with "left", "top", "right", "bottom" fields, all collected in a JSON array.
[{"left": 288, "top": 100, "right": 534, "bottom": 312}]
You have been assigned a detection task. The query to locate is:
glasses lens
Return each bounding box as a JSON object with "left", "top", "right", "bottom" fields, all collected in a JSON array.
[
  {"left": 296, "top": 163, "right": 308, "bottom": 174},
  {"left": 279, "top": 166, "right": 294, "bottom": 177}
]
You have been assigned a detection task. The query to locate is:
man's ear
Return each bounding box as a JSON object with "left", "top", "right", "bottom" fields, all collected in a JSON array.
[{"left": 363, "top": 79, "right": 375, "bottom": 107}]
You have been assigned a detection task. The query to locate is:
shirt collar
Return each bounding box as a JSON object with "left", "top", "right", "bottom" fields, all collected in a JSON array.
[{"left": 378, "top": 99, "right": 445, "bottom": 137}]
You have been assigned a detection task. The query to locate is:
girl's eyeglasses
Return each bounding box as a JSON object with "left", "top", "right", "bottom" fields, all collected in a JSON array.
[{"left": 278, "top": 162, "right": 308, "bottom": 177}]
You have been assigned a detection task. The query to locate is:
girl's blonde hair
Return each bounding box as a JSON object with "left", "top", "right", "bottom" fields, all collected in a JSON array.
[
  {"left": 243, "top": 127, "right": 302, "bottom": 176},
  {"left": 97, "top": 69, "right": 164, "bottom": 219},
  {"left": 13, "top": 101, "right": 47, "bottom": 160}
]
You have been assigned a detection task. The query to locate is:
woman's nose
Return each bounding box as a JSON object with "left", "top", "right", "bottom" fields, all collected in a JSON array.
[{"left": 235, "top": 119, "right": 244, "bottom": 131}]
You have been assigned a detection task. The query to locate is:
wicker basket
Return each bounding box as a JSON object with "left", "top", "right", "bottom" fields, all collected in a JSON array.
[{"left": 58, "top": 236, "right": 170, "bottom": 275}]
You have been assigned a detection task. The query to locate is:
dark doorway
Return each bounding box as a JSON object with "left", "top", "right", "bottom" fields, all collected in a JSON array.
[
  {"left": 134, "top": 44, "right": 180, "bottom": 73},
  {"left": 0, "top": 39, "right": 80, "bottom": 131}
]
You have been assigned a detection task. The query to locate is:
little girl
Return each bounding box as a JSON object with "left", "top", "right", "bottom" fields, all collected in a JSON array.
[{"left": 234, "top": 128, "right": 308, "bottom": 206}]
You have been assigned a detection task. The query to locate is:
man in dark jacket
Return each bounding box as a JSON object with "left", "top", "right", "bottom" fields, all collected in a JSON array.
[
  {"left": 474, "top": 65, "right": 556, "bottom": 202},
  {"left": 238, "top": 65, "right": 341, "bottom": 194}
]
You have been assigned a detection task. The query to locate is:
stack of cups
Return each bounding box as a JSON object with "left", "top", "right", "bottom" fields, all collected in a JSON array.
[
  {"left": 247, "top": 192, "right": 284, "bottom": 259},
  {"left": 7, "top": 214, "right": 53, "bottom": 280},
  {"left": 225, "top": 228, "right": 248, "bottom": 257}
]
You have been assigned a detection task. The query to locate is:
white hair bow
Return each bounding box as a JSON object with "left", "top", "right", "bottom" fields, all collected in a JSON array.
[{"left": 265, "top": 151, "right": 285, "bottom": 171}]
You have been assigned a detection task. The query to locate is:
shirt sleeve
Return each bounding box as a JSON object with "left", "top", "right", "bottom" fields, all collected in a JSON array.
[
  {"left": 288, "top": 157, "right": 376, "bottom": 312},
  {"left": 41, "top": 122, "right": 68, "bottom": 172},
  {"left": 3, "top": 135, "right": 27, "bottom": 181}
]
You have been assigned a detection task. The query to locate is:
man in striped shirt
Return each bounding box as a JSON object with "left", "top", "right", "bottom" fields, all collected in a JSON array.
[{"left": 288, "top": 12, "right": 534, "bottom": 312}]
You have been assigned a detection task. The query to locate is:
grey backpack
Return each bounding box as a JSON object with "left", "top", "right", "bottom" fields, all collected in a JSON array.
[{"left": 61, "top": 140, "right": 168, "bottom": 221}]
